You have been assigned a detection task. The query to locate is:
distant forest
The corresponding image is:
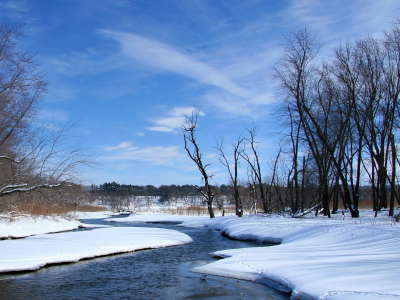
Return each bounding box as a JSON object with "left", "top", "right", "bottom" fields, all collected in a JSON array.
[
  {"left": 89, "top": 182, "right": 236, "bottom": 211},
  {"left": 90, "top": 182, "right": 232, "bottom": 197},
  {"left": 89, "top": 181, "right": 374, "bottom": 214}
]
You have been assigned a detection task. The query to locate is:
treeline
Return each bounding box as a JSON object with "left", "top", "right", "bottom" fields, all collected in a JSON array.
[
  {"left": 90, "top": 181, "right": 373, "bottom": 214},
  {"left": 90, "top": 182, "right": 220, "bottom": 211},
  {"left": 90, "top": 182, "right": 233, "bottom": 201}
]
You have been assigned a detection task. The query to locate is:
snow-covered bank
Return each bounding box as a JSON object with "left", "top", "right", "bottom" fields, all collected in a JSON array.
[
  {"left": 105, "top": 212, "right": 208, "bottom": 224},
  {"left": 0, "top": 226, "right": 192, "bottom": 273},
  {"left": 73, "top": 210, "right": 115, "bottom": 220},
  {"left": 186, "top": 214, "right": 400, "bottom": 300},
  {"left": 2, "top": 210, "right": 399, "bottom": 299},
  {"left": 117, "top": 211, "right": 400, "bottom": 300},
  {"left": 0, "top": 216, "right": 83, "bottom": 239}
]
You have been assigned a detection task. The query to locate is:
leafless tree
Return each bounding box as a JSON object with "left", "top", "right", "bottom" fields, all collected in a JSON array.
[
  {"left": 0, "top": 20, "right": 93, "bottom": 212},
  {"left": 241, "top": 126, "right": 268, "bottom": 212},
  {"left": 274, "top": 23, "right": 400, "bottom": 219},
  {"left": 246, "top": 167, "right": 259, "bottom": 213},
  {"left": 182, "top": 108, "right": 216, "bottom": 218},
  {"left": 0, "top": 121, "right": 92, "bottom": 198},
  {"left": 266, "top": 149, "right": 281, "bottom": 213},
  {"left": 273, "top": 27, "right": 349, "bottom": 217},
  {"left": 216, "top": 136, "right": 244, "bottom": 217}
]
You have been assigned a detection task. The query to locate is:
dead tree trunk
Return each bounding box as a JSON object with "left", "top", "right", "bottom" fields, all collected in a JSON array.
[{"left": 182, "top": 108, "right": 215, "bottom": 218}]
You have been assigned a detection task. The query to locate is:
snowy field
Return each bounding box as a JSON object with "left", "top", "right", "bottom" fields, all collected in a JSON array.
[
  {"left": 107, "top": 210, "right": 400, "bottom": 300},
  {"left": 1, "top": 210, "right": 399, "bottom": 299}
]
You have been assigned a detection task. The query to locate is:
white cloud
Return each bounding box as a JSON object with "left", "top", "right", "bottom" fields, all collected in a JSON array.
[
  {"left": 103, "top": 141, "right": 133, "bottom": 151},
  {"left": 284, "top": 0, "right": 400, "bottom": 43},
  {"left": 202, "top": 91, "right": 274, "bottom": 118},
  {"left": 171, "top": 107, "right": 205, "bottom": 117},
  {"left": 147, "top": 126, "right": 175, "bottom": 133},
  {"left": 0, "top": 1, "right": 29, "bottom": 12},
  {"left": 102, "top": 142, "right": 184, "bottom": 165},
  {"left": 154, "top": 117, "right": 184, "bottom": 129},
  {"left": 147, "top": 106, "right": 205, "bottom": 133},
  {"left": 98, "top": 30, "right": 250, "bottom": 97}
]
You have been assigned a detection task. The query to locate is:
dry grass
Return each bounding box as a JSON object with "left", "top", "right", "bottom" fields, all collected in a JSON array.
[
  {"left": 172, "top": 205, "right": 236, "bottom": 216},
  {"left": 10, "top": 202, "right": 76, "bottom": 216},
  {"left": 330, "top": 200, "right": 374, "bottom": 210},
  {"left": 175, "top": 205, "right": 208, "bottom": 215},
  {"left": 131, "top": 205, "right": 238, "bottom": 216},
  {"left": 358, "top": 200, "right": 374, "bottom": 210},
  {"left": 76, "top": 205, "right": 108, "bottom": 212},
  {"left": 3, "top": 202, "right": 108, "bottom": 217}
]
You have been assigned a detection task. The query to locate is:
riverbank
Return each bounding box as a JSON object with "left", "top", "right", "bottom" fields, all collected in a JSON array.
[
  {"left": 1, "top": 210, "right": 399, "bottom": 299},
  {"left": 0, "top": 213, "right": 192, "bottom": 273},
  {"left": 0, "top": 215, "right": 83, "bottom": 239},
  {"left": 107, "top": 210, "right": 400, "bottom": 300}
]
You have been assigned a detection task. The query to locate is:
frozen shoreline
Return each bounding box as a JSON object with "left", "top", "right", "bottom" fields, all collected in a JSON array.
[
  {"left": 109, "top": 211, "right": 400, "bottom": 300},
  {"left": 0, "top": 215, "right": 83, "bottom": 239},
  {"left": 1, "top": 210, "right": 399, "bottom": 299},
  {"left": 0, "top": 214, "right": 192, "bottom": 273}
]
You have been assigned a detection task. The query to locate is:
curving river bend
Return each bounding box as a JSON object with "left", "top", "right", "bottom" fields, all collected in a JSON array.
[{"left": 0, "top": 217, "right": 290, "bottom": 300}]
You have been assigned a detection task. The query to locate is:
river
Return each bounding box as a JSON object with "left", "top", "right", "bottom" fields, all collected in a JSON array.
[{"left": 0, "top": 217, "right": 290, "bottom": 300}]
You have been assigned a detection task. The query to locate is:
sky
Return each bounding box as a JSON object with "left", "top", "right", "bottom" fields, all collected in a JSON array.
[{"left": 1, "top": 0, "right": 400, "bottom": 187}]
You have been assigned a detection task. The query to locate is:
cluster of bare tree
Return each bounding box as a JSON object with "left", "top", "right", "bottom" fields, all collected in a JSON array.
[
  {"left": 274, "top": 22, "right": 400, "bottom": 218},
  {"left": 183, "top": 21, "right": 400, "bottom": 219},
  {"left": 0, "top": 20, "right": 91, "bottom": 215}
]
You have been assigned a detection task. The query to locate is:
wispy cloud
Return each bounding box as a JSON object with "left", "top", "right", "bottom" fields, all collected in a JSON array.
[
  {"left": 102, "top": 141, "right": 184, "bottom": 165},
  {"left": 147, "top": 107, "right": 205, "bottom": 133},
  {"left": 0, "top": 1, "right": 29, "bottom": 12},
  {"left": 38, "top": 109, "right": 69, "bottom": 122},
  {"left": 103, "top": 141, "right": 132, "bottom": 151},
  {"left": 284, "top": 0, "right": 400, "bottom": 43},
  {"left": 202, "top": 90, "right": 274, "bottom": 117},
  {"left": 98, "top": 30, "right": 250, "bottom": 97},
  {"left": 46, "top": 51, "right": 125, "bottom": 76}
]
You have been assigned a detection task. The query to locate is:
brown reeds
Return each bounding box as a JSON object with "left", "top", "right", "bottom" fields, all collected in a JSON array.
[{"left": 2, "top": 202, "right": 107, "bottom": 217}]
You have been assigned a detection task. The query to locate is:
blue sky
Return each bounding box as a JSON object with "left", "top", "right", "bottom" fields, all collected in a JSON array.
[{"left": 1, "top": 0, "right": 400, "bottom": 186}]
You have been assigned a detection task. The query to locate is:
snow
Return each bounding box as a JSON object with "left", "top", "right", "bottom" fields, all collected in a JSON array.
[
  {"left": 105, "top": 212, "right": 208, "bottom": 224},
  {"left": 73, "top": 210, "right": 116, "bottom": 219},
  {"left": 0, "top": 226, "right": 193, "bottom": 273},
  {"left": 115, "top": 210, "right": 400, "bottom": 300},
  {"left": 1, "top": 210, "right": 399, "bottom": 300},
  {"left": 0, "top": 215, "right": 82, "bottom": 239},
  {"left": 185, "top": 212, "right": 400, "bottom": 300},
  {"left": 0, "top": 211, "right": 192, "bottom": 273}
]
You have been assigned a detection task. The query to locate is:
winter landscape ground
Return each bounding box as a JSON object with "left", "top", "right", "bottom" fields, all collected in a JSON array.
[{"left": 0, "top": 209, "right": 399, "bottom": 300}]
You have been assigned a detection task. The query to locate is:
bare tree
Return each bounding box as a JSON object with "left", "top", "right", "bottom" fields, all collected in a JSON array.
[
  {"left": 0, "top": 121, "right": 93, "bottom": 198},
  {"left": 274, "top": 23, "right": 400, "bottom": 219},
  {"left": 216, "top": 136, "right": 244, "bottom": 217},
  {"left": 246, "top": 167, "right": 259, "bottom": 214},
  {"left": 0, "top": 20, "right": 93, "bottom": 212},
  {"left": 241, "top": 126, "right": 268, "bottom": 212},
  {"left": 266, "top": 149, "right": 281, "bottom": 213},
  {"left": 182, "top": 108, "right": 216, "bottom": 218}
]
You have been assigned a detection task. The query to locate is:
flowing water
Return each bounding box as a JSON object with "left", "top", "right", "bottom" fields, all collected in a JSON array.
[{"left": 0, "top": 217, "right": 290, "bottom": 300}]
